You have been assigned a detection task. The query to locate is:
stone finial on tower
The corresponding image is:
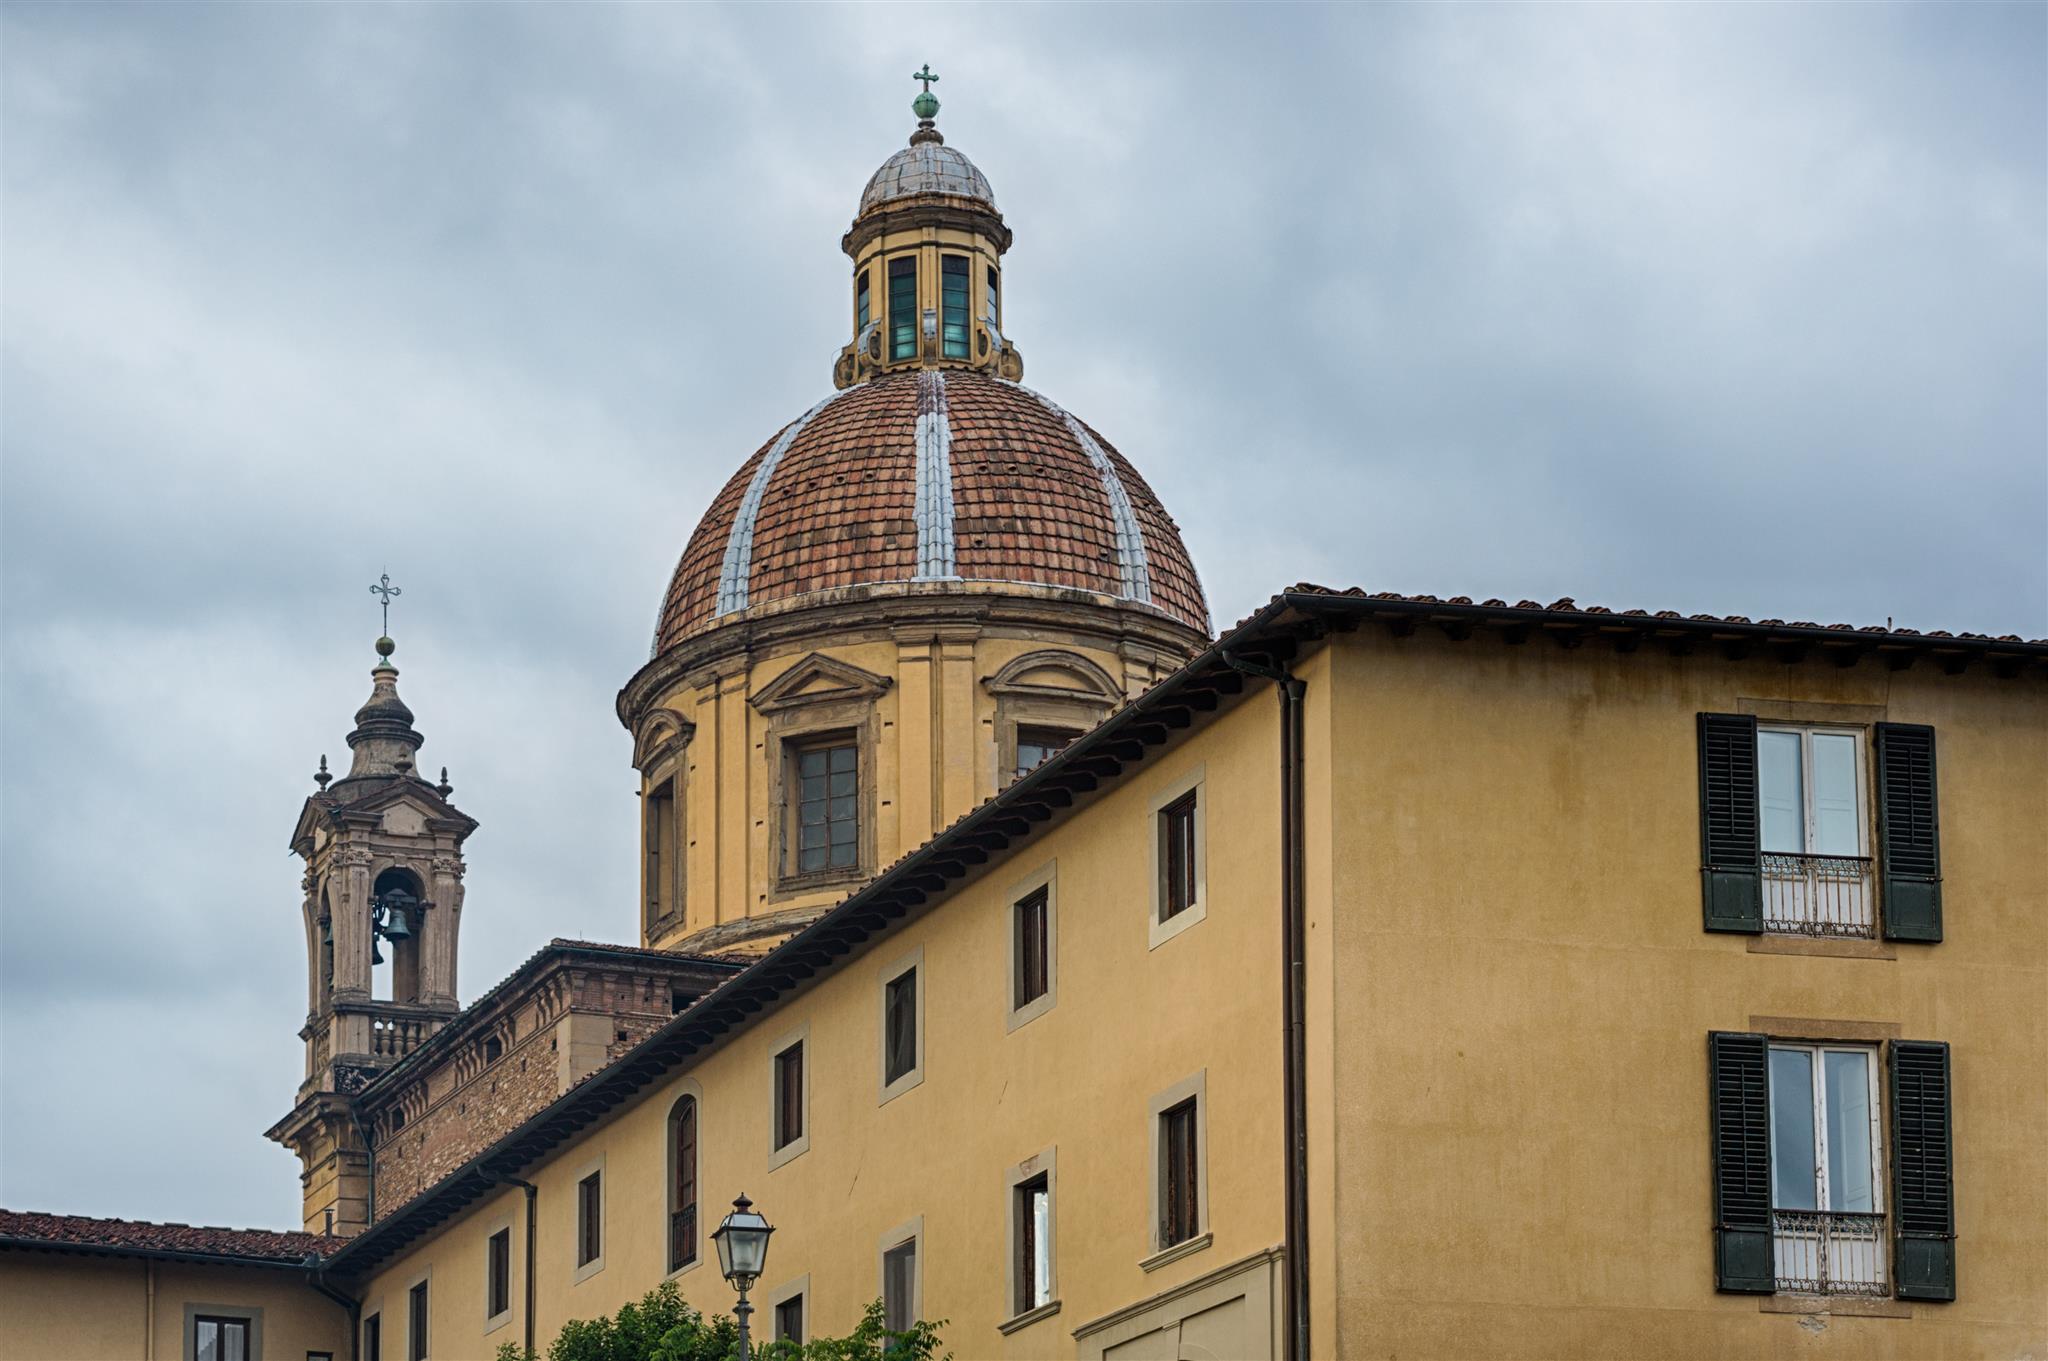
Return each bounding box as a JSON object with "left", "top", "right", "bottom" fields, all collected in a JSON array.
[{"left": 910, "top": 63, "right": 942, "bottom": 145}]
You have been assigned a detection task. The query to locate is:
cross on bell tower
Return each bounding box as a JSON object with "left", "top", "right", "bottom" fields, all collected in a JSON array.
[{"left": 265, "top": 593, "right": 479, "bottom": 1237}]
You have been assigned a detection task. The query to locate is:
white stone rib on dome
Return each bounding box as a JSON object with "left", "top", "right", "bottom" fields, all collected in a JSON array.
[
  {"left": 1013, "top": 383, "right": 1154, "bottom": 607},
  {"left": 912, "top": 372, "right": 959, "bottom": 580},
  {"left": 859, "top": 143, "right": 996, "bottom": 214},
  {"left": 715, "top": 390, "right": 846, "bottom": 617}
]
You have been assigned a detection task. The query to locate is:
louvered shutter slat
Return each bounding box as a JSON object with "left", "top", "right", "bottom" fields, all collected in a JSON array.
[
  {"left": 1891, "top": 1040, "right": 1957, "bottom": 1300},
  {"left": 1708, "top": 1031, "right": 1774, "bottom": 1292},
  {"left": 1877, "top": 724, "right": 1944, "bottom": 942},
  {"left": 1698, "top": 714, "right": 1763, "bottom": 933}
]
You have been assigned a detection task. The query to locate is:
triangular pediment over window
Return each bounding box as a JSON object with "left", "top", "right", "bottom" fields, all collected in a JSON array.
[{"left": 750, "top": 653, "right": 894, "bottom": 714}]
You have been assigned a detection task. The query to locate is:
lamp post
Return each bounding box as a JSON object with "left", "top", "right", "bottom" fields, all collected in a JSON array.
[{"left": 713, "top": 1193, "right": 775, "bottom": 1360}]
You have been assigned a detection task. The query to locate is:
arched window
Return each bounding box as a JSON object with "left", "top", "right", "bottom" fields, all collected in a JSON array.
[{"left": 669, "top": 1095, "right": 698, "bottom": 1272}]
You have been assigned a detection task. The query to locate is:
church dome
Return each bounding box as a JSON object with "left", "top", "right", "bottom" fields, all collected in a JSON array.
[
  {"left": 859, "top": 142, "right": 996, "bottom": 215},
  {"left": 652, "top": 369, "right": 1209, "bottom": 650}
]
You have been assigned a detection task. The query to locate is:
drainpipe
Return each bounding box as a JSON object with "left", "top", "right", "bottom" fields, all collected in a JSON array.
[
  {"left": 144, "top": 1260, "right": 155, "bottom": 1360},
  {"left": 305, "top": 1263, "right": 360, "bottom": 1361},
  {"left": 1224, "top": 650, "right": 1311, "bottom": 1361},
  {"left": 502, "top": 1178, "right": 538, "bottom": 1358}
]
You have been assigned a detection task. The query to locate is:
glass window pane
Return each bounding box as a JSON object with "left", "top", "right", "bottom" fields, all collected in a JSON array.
[
  {"left": 829, "top": 796, "right": 855, "bottom": 822},
  {"left": 800, "top": 846, "right": 825, "bottom": 872},
  {"left": 224, "top": 1323, "right": 246, "bottom": 1361},
  {"left": 799, "top": 750, "right": 826, "bottom": 777},
  {"left": 1824, "top": 1050, "right": 1875, "bottom": 1212},
  {"left": 196, "top": 1322, "right": 220, "bottom": 1361},
  {"left": 1769, "top": 1047, "right": 1818, "bottom": 1210},
  {"left": 1810, "top": 734, "right": 1861, "bottom": 856},
  {"left": 830, "top": 841, "right": 856, "bottom": 868},
  {"left": 829, "top": 771, "right": 856, "bottom": 797},
  {"left": 830, "top": 746, "right": 856, "bottom": 773},
  {"left": 1031, "top": 1184, "right": 1052, "bottom": 1305},
  {"left": 1758, "top": 731, "right": 1804, "bottom": 853}
]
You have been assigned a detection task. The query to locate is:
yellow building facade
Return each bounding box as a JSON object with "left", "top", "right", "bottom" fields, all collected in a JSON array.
[{"left": 4, "top": 84, "right": 2045, "bottom": 1361}]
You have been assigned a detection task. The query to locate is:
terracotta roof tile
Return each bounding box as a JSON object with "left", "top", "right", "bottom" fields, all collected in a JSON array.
[{"left": 0, "top": 1209, "right": 339, "bottom": 1263}]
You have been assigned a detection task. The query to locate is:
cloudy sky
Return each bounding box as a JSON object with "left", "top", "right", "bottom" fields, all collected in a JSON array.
[{"left": 3, "top": 4, "right": 2041, "bottom": 1230}]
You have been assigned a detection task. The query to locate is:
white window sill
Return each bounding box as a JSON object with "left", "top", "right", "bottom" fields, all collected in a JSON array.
[
  {"left": 1139, "top": 1232, "right": 1212, "bottom": 1273},
  {"left": 997, "top": 1300, "right": 1062, "bottom": 1335},
  {"left": 483, "top": 1309, "right": 513, "bottom": 1337},
  {"left": 1761, "top": 1294, "right": 1912, "bottom": 1319}
]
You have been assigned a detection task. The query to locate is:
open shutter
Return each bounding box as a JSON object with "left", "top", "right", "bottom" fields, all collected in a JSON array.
[
  {"left": 1698, "top": 714, "right": 1762, "bottom": 933},
  {"left": 1876, "top": 724, "right": 1943, "bottom": 942},
  {"left": 1708, "top": 1031, "right": 1774, "bottom": 1292},
  {"left": 1890, "top": 1040, "right": 1956, "bottom": 1301}
]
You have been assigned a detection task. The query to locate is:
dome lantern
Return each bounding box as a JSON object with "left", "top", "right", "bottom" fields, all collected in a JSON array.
[{"left": 835, "top": 68, "right": 1023, "bottom": 389}]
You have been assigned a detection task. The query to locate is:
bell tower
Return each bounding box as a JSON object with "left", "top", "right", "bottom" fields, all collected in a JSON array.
[{"left": 267, "top": 617, "right": 477, "bottom": 1236}]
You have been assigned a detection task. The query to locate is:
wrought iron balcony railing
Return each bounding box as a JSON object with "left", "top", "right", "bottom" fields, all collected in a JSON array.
[
  {"left": 1762, "top": 853, "right": 1875, "bottom": 939},
  {"left": 1773, "top": 1209, "right": 1889, "bottom": 1297}
]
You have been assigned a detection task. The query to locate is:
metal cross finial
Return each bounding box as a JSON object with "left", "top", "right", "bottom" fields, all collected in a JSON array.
[
  {"left": 912, "top": 64, "right": 939, "bottom": 94},
  {"left": 369, "top": 573, "right": 402, "bottom": 635}
]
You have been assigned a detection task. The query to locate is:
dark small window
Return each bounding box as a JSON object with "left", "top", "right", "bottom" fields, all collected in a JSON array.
[
  {"left": 487, "top": 1227, "right": 511, "bottom": 1318},
  {"left": 1015, "top": 888, "right": 1049, "bottom": 1009},
  {"left": 482, "top": 1035, "right": 502, "bottom": 1064},
  {"left": 576, "top": 1171, "right": 602, "bottom": 1267},
  {"left": 309, "top": 1353, "right": 336, "bottom": 1361},
  {"left": 193, "top": 1316, "right": 250, "bottom": 1361},
  {"left": 1160, "top": 1098, "right": 1200, "bottom": 1248},
  {"left": 882, "top": 1237, "right": 918, "bottom": 1333},
  {"left": 775, "top": 1293, "right": 805, "bottom": 1345},
  {"left": 774, "top": 1041, "right": 805, "bottom": 1150},
  {"left": 885, "top": 967, "right": 918, "bottom": 1086},
  {"left": 671, "top": 988, "right": 692, "bottom": 1015},
  {"left": 408, "top": 1279, "right": 429, "bottom": 1361},
  {"left": 1015, "top": 1173, "right": 1052, "bottom": 1314},
  {"left": 792, "top": 737, "right": 859, "bottom": 876},
  {"left": 1160, "top": 791, "right": 1198, "bottom": 921},
  {"left": 941, "top": 254, "right": 970, "bottom": 358},
  {"left": 671, "top": 1096, "right": 698, "bottom": 1271},
  {"left": 888, "top": 257, "right": 917, "bottom": 360},
  {"left": 856, "top": 269, "right": 872, "bottom": 331},
  {"left": 645, "top": 776, "right": 680, "bottom": 928},
  {"left": 1014, "top": 726, "right": 1076, "bottom": 781},
  {"left": 363, "top": 1313, "right": 382, "bottom": 1361}
]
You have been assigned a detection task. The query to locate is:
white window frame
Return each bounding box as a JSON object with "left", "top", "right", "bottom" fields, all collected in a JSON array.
[
  {"left": 766, "top": 1273, "right": 810, "bottom": 1345},
  {"left": 1143, "top": 1070, "right": 1211, "bottom": 1269},
  {"left": 1767, "top": 1042, "right": 1885, "bottom": 1216},
  {"left": 878, "top": 1214, "right": 925, "bottom": 1334},
  {"left": 877, "top": 944, "right": 925, "bottom": 1105},
  {"left": 1757, "top": 725, "right": 1869, "bottom": 858},
  {"left": 401, "top": 1267, "right": 431, "bottom": 1361},
  {"left": 1002, "top": 1146, "right": 1060, "bottom": 1332},
  {"left": 1148, "top": 764, "right": 1207, "bottom": 950},
  {"left": 767, "top": 1022, "right": 811, "bottom": 1171},
  {"left": 570, "top": 1153, "right": 607, "bottom": 1284},
  {"left": 1006, "top": 860, "right": 1059, "bottom": 1033}
]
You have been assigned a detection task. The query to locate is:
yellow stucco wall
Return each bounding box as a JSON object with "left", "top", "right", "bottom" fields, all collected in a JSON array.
[
  {"left": 0, "top": 1253, "right": 348, "bottom": 1360},
  {"left": 1316, "top": 628, "right": 2048, "bottom": 1359},
  {"left": 357, "top": 690, "right": 1288, "bottom": 1358}
]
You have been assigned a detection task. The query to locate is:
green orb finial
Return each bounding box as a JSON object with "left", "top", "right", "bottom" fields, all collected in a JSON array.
[{"left": 911, "top": 64, "right": 940, "bottom": 121}]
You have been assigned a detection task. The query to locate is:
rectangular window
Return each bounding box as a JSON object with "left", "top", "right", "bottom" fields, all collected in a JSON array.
[
  {"left": 941, "top": 254, "right": 970, "bottom": 358},
  {"left": 774, "top": 1041, "right": 805, "bottom": 1150},
  {"left": 193, "top": 1317, "right": 250, "bottom": 1361},
  {"left": 884, "top": 967, "right": 918, "bottom": 1087},
  {"left": 1159, "top": 791, "right": 1198, "bottom": 922},
  {"left": 986, "top": 266, "right": 999, "bottom": 329},
  {"left": 363, "top": 1314, "right": 381, "bottom": 1361},
  {"left": 645, "top": 777, "right": 679, "bottom": 928},
  {"left": 775, "top": 1294, "right": 805, "bottom": 1345},
  {"left": 1159, "top": 1097, "right": 1200, "bottom": 1249},
  {"left": 1757, "top": 726, "right": 1872, "bottom": 937},
  {"left": 1014, "top": 1173, "right": 1052, "bottom": 1314},
  {"left": 856, "top": 269, "right": 871, "bottom": 331},
  {"left": 577, "top": 1171, "right": 602, "bottom": 1268},
  {"left": 1014, "top": 887, "right": 1049, "bottom": 1010},
  {"left": 882, "top": 1237, "right": 918, "bottom": 1333},
  {"left": 1768, "top": 1043, "right": 1886, "bottom": 1296},
  {"left": 487, "top": 1227, "right": 511, "bottom": 1319},
  {"left": 792, "top": 736, "right": 859, "bottom": 876},
  {"left": 888, "top": 257, "right": 917, "bottom": 360},
  {"left": 1013, "top": 725, "right": 1075, "bottom": 782},
  {"left": 407, "top": 1281, "right": 428, "bottom": 1361}
]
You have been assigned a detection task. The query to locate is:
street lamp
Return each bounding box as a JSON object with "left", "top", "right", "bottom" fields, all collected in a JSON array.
[{"left": 713, "top": 1193, "right": 775, "bottom": 1359}]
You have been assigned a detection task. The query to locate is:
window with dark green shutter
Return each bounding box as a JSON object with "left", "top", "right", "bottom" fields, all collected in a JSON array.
[
  {"left": 1708, "top": 1030, "right": 1774, "bottom": 1292},
  {"left": 941, "top": 255, "right": 970, "bottom": 358},
  {"left": 1698, "top": 714, "right": 1763, "bottom": 932},
  {"left": 888, "top": 257, "right": 917, "bottom": 360},
  {"left": 1876, "top": 724, "right": 1943, "bottom": 942},
  {"left": 1890, "top": 1040, "right": 1956, "bottom": 1300}
]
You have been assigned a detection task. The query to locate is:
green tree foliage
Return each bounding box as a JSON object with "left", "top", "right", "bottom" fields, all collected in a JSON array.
[{"left": 493, "top": 1282, "right": 947, "bottom": 1361}]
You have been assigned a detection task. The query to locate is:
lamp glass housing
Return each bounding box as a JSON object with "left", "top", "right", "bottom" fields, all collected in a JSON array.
[{"left": 713, "top": 1199, "right": 774, "bottom": 1287}]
